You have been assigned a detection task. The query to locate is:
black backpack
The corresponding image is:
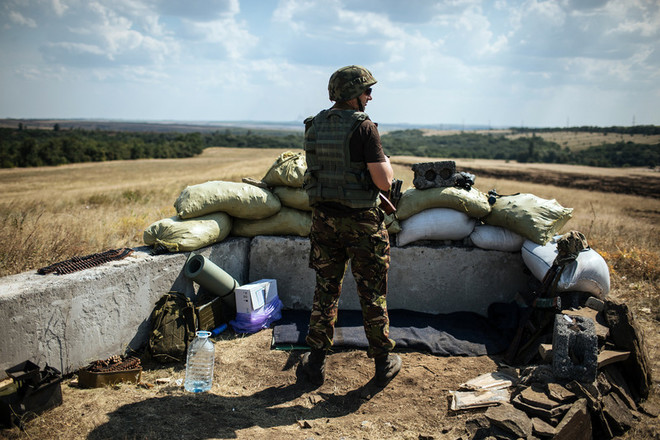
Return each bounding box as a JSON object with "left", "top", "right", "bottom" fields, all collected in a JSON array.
[{"left": 147, "top": 292, "right": 198, "bottom": 363}]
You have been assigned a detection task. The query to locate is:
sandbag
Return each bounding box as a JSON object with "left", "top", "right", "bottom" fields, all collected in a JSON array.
[
  {"left": 396, "top": 186, "right": 491, "bottom": 221},
  {"left": 397, "top": 208, "right": 476, "bottom": 247},
  {"left": 521, "top": 237, "right": 610, "bottom": 298},
  {"left": 232, "top": 207, "right": 312, "bottom": 237},
  {"left": 143, "top": 213, "right": 232, "bottom": 252},
  {"left": 484, "top": 193, "right": 573, "bottom": 245},
  {"left": 175, "top": 180, "right": 281, "bottom": 220},
  {"left": 273, "top": 186, "right": 311, "bottom": 211},
  {"left": 469, "top": 225, "right": 525, "bottom": 252},
  {"left": 262, "top": 151, "right": 307, "bottom": 188}
]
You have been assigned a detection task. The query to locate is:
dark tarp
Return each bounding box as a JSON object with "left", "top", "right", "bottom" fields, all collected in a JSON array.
[{"left": 272, "top": 304, "right": 519, "bottom": 356}]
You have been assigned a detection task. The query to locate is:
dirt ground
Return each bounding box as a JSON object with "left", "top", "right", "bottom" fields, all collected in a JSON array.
[
  {"left": 0, "top": 287, "right": 658, "bottom": 440},
  {"left": 1, "top": 162, "right": 659, "bottom": 439}
]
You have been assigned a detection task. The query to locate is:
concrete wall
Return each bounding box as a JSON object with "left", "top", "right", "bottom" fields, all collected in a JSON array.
[{"left": 0, "top": 237, "right": 529, "bottom": 376}]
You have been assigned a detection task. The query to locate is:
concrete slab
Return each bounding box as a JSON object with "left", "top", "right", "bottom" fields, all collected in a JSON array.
[
  {"left": 1, "top": 235, "right": 530, "bottom": 378},
  {"left": 248, "top": 236, "right": 529, "bottom": 315},
  {"left": 0, "top": 238, "right": 250, "bottom": 375}
]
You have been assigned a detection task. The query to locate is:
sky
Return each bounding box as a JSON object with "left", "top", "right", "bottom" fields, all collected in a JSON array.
[{"left": 1, "top": 0, "right": 659, "bottom": 128}]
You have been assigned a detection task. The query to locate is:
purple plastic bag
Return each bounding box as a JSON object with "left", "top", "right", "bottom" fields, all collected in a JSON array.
[{"left": 229, "top": 296, "right": 283, "bottom": 334}]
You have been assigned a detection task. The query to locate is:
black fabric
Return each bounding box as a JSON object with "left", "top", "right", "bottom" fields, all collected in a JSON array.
[{"left": 272, "top": 305, "right": 519, "bottom": 357}]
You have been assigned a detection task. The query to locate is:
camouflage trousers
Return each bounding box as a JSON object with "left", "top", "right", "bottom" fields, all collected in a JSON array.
[{"left": 306, "top": 206, "right": 396, "bottom": 358}]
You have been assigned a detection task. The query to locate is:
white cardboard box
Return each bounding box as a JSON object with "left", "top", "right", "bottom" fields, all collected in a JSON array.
[{"left": 234, "top": 279, "right": 278, "bottom": 314}]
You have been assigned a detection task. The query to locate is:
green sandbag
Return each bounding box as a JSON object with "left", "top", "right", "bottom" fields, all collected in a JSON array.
[
  {"left": 175, "top": 180, "right": 281, "bottom": 220},
  {"left": 396, "top": 186, "right": 491, "bottom": 220},
  {"left": 273, "top": 186, "right": 311, "bottom": 211},
  {"left": 143, "top": 212, "right": 232, "bottom": 252},
  {"left": 232, "top": 207, "right": 311, "bottom": 237},
  {"left": 484, "top": 193, "right": 573, "bottom": 245},
  {"left": 262, "top": 151, "right": 307, "bottom": 188}
]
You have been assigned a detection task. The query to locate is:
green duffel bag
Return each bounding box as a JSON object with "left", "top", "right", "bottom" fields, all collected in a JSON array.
[
  {"left": 175, "top": 180, "right": 281, "bottom": 220},
  {"left": 143, "top": 212, "right": 232, "bottom": 252},
  {"left": 396, "top": 186, "right": 491, "bottom": 221},
  {"left": 484, "top": 193, "right": 573, "bottom": 245},
  {"left": 231, "top": 207, "right": 311, "bottom": 237}
]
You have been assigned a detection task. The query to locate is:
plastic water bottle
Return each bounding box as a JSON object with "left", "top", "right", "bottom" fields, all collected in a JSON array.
[{"left": 184, "top": 331, "right": 215, "bottom": 393}]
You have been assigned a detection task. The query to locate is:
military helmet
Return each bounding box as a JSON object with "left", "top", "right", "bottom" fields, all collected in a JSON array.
[{"left": 328, "top": 65, "right": 377, "bottom": 102}]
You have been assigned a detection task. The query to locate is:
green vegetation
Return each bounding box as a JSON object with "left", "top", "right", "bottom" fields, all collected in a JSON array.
[
  {"left": 1, "top": 124, "right": 658, "bottom": 168},
  {"left": 0, "top": 127, "right": 304, "bottom": 168},
  {"left": 512, "top": 124, "right": 660, "bottom": 136},
  {"left": 381, "top": 129, "right": 659, "bottom": 168}
]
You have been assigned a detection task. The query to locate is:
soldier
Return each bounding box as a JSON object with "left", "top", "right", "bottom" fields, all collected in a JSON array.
[{"left": 300, "top": 65, "right": 401, "bottom": 387}]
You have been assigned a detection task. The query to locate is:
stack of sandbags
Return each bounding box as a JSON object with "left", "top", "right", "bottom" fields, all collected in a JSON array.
[
  {"left": 232, "top": 151, "right": 312, "bottom": 238},
  {"left": 395, "top": 186, "right": 491, "bottom": 247},
  {"left": 143, "top": 152, "right": 311, "bottom": 252},
  {"left": 396, "top": 187, "right": 574, "bottom": 252},
  {"left": 144, "top": 180, "right": 281, "bottom": 252}
]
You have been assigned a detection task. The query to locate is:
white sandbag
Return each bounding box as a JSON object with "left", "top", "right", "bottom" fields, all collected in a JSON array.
[
  {"left": 484, "top": 193, "right": 573, "bottom": 245},
  {"left": 273, "top": 186, "right": 311, "bottom": 211},
  {"left": 143, "top": 212, "right": 232, "bottom": 252},
  {"left": 470, "top": 225, "right": 525, "bottom": 252},
  {"left": 232, "top": 207, "right": 311, "bottom": 237},
  {"left": 262, "top": 151, "right": 307, "bottom": 188},
  {"left": 397, "top": 208, "right": 476, "bottom": 247},
  {"left": 175, "top": 180, "right": 281, "bottom": 220},
  {"left": 521, "top": 237, "right": 610, "bottom": 298},
  {"left": 396, "top": 186, "right": 491, "bottom": 221}
]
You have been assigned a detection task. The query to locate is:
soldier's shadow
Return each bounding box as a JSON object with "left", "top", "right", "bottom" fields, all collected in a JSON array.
[{"left": 87, "top": 354, "right": 387, "bottom": 440}]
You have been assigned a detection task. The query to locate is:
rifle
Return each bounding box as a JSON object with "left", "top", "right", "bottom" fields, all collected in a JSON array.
[
  {"left": 504, "top": 263, "right": 563, "bottom": 365},
  {"left": 379, "top": 179, "right": 403, "bottom": 215}
]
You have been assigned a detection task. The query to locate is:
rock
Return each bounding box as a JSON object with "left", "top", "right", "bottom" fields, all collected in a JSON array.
[
  {"left": 532, "top": 417, "right": 556, "bottom": 438},
  {"left": 538, "top": 344, "right": 553, "bottom": 363},
  {"left": 563, "top": 307, "right": 609, "bottom": 340},
  {"left": 512, "top": 394, "right": 572, "bottom": 425},
  {"left": 485, "top": 403, "right": 533, "bottom": 439},
  {"left": 602, "top": 392, "right": 637, "bottom": 434},
  {"left": 546, "top": 383, "right": 577, "bottom": 404},
  {"left": 519, "top": 365, "right": 555, "bottom": 387},
  {"left": 604, "top": 299, "right": 653, "bottom": 400},
  {"left": 597, "top": 350, "right": 630, "bottom": 369},
  {"left": 519, "top": 383, "right": 563, "bottom": 410},
  {"left": 585, "top": 296, "right": 605, "bottom": 312},
  {"left": 465, "top": 415, "right": 491, "bottom": 440},
  {"left": 639, "top": 400, "right": 660, "bottom": 418},
  {"left": 554, "top": 399, "right": 592, "bottom": 440}
]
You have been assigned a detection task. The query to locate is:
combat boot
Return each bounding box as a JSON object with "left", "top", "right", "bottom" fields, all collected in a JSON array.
[
  {"left": 301, "top": 349, "right": 326, "bottom": 386},
  {"left": 375, "top": 353, "right": 402, "bottom": 386}
]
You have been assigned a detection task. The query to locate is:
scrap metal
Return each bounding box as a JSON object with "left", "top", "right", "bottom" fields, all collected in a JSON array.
[{"left": 37, "top": 248, "right": 134, "bottom": 275}]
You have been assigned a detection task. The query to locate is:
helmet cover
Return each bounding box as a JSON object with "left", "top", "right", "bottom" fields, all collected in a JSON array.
[{"left": 328, "top": 65, "right": 377, "bottom": 102}]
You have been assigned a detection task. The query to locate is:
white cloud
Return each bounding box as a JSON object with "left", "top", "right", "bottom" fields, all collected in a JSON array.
[{"left": 8, "top": 11, "right": 36, "bottom": 27}]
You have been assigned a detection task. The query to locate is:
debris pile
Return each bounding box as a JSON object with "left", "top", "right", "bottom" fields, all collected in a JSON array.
[{"left": 454, "top": 297, "right": 656, "bottom": 439}]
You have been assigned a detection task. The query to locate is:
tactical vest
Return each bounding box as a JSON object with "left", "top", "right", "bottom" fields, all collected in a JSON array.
[{"left": 303, "top": 109, "right": 380, "bottom": 209}]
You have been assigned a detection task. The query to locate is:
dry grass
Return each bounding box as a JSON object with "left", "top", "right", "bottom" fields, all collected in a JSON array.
[{"left": 0, "top": 148, "right": 286, "bottom": 277}]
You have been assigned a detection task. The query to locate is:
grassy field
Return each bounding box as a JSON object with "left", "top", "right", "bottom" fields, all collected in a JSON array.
[{"left": 1, "top": 147, "right": 659, "bottom": 439}]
